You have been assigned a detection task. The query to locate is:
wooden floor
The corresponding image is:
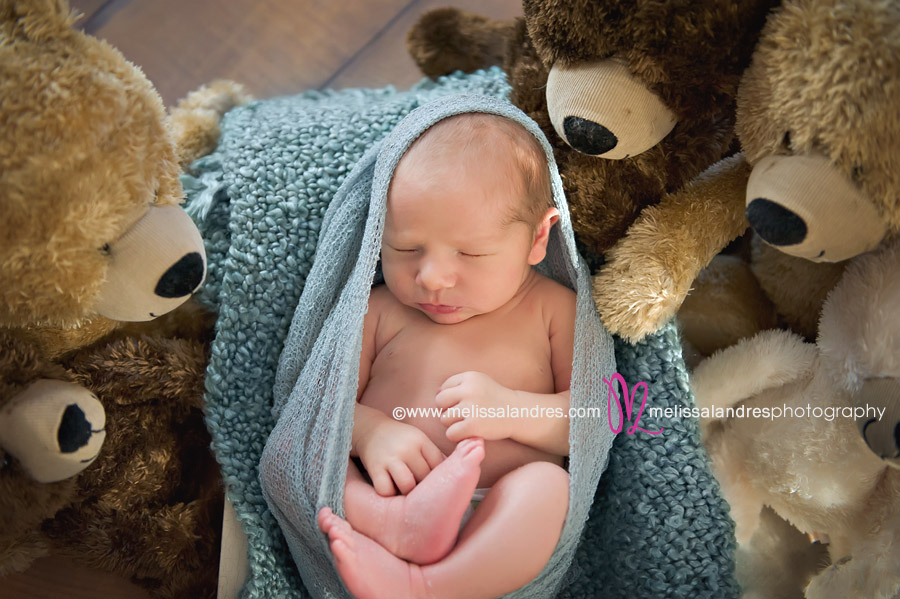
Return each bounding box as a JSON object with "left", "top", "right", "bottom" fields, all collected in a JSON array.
[
  {"left": 5, "top": 0, "right": 521, "bottom": 596},
  {"left": 72, "top": 0, "right": 522, "bottom": 108}
]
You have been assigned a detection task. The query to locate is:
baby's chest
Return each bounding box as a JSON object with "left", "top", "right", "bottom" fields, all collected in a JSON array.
[{"left": 372, "top": 315, "right": 554, "bottom": 398}]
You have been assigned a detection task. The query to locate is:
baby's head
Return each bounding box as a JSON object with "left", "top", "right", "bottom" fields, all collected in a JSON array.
[{"left": 383, "top": 112, "right": 559, "bottom": 324}]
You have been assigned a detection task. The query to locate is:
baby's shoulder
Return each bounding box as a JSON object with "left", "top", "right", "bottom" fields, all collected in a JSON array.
[
  {"left": 531, "top": 273, "right": 576, "bottom": 305},
  {"left": 368, "top": 284, "right": 395, "bottom": 309},
  {"left": 528, "top": 273, "right": 577, "bottom": 326},
  {"left": 367, "top": 285, "right": 410, "bottom": 336},
  {"left": 368, "top": 285, "right": 404, "bottom": 320}
]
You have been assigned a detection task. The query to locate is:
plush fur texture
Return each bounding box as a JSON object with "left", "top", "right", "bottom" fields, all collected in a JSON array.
[
  {"left": 407, "top": 2, "right": 774, "bottom": 267},
  {"left": 592, "top": 154, "right": 757, "bottom": 341},
  {"left": 678, "top": 254, "right": 776, "bottom": 361},
  {"left": 1, "top": 0, "right": 182, "bottom": 332},
  {"left": 691, "top": 241, "right": 900, "bottom": 598},
  {"left": 663, "top": 0, "right": 900, "bottom": 358},
  {"left": 168, "top": 79, "right": 252, "bottom": 171},
  {"left": 740, "top": 0, "right": 900, "bottom": 342},
  {"left": 0, "top": 1, "right": 247, "bottom": 595},
  {"left": 737, "top": 0, "right": 900, "bottom": 234},
  {"left": 523, "top": 0, "right": 775, "bottom": 131},
  {"left": 749, "top": 240, "right": 847, "bottom": 341},
  {"left": 44, "top": 325, "right": 222, "bottom": 598},
  {"left": 0, "top": 334, "right": 80, "bottom": 573}
]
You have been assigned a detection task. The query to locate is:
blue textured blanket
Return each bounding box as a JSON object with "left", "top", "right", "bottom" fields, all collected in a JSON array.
[{"left": 184, "top": 68, "right": 739, "bottom": 598}]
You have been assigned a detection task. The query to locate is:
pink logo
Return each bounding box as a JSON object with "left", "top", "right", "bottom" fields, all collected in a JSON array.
[{"left": 605, "top": 373, "right": 663, "bottom": 436}]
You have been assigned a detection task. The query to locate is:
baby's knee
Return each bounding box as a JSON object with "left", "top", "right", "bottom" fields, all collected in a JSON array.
[{"left": 511, "top": 461, "right": 570, "bottom": 506}]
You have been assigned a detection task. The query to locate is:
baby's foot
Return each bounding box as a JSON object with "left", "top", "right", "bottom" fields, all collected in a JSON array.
[
  {"left": 318, "top": 508, "right": 428, "bottom": 599},
  {"left": 354, "top": 437, "right": 485, "bottom": 564}
]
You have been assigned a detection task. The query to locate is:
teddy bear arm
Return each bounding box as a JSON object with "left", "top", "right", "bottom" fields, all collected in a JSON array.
[
  {"left": 690, "top": 329, "right": 817, "bottom": 413},
  {"left": 168, "top": 79, "right": 251, "bottom": 171},
  {"left": 678, "top": 255, "right": 777, "bottom": 358},
  {"left": 593, "top": 154, "right": 752, "bottom": 342},
  {"left": 46, "top": 496, "right": 222, "bottom": 598},
  {"left": 64, "top": 335, "right": 209, "bottom": 413},
  {"left": 407, "top": 8, "right": 517, "bottom": 78},
  {"left": 751, "top": 239, "right": 848, "bottom": 340}
]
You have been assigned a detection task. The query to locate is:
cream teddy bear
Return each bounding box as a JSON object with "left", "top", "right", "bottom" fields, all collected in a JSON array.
[{"left": 691, "top": 239, "right": 900, "bottom": 598}]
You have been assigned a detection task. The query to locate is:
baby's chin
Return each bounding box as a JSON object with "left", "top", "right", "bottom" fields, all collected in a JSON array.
[{"left": 420, "top": 309, "right": 475, "bottom": 325}]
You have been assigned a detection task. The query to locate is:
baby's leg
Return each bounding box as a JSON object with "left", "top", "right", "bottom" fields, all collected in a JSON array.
[
  {"left": 320, "top": 460, "right": 569, "bottom": 599},
  {"left": 343, "top": 438, "right": 484, "bottom": 564},
  {"left": 424, "top": 461, "right": 569, "bottom": 597}
]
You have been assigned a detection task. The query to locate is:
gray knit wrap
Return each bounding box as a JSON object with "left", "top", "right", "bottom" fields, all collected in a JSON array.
[{"left": 183, "top": 68, "right": 740, "bottom": 599}]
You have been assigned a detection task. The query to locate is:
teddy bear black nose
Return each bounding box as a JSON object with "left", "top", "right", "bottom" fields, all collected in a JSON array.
[
  {"left": 563, "top": 116, "right": 618, "bottom": 156},
  {"left": 58, "top": 404, "right": 93, "bottom": 453},
  {"left": 746, "top": 198, "right": 808, "bottom": 246},
  {"left": 155, "top": 252, "right": 205, "bottom": 298}
]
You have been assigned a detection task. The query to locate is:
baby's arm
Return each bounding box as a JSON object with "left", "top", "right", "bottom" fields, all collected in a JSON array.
[
  {"left": 437, "top": 373, "right": 570, "bottom": 455},
  {"left": 352, "top": 287, "right": 444, "bottom": 496},
  {"left": 437, "top": 283, "right": 576, "bottom": 456}
]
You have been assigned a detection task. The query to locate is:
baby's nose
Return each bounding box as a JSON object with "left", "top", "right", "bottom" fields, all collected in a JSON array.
[{"left": 416, "top": 258, "right": 455, "bottom": 290}]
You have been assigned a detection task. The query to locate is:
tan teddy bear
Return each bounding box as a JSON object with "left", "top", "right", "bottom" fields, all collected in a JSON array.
[
  {"left": 622, "top": 0, "right": 900, "bottom": 350},
  {"left": 0, "top": 0, "right": 248, "bottom": 595}
]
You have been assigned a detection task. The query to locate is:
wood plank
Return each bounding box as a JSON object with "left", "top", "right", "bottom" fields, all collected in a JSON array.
[
  {"left": 328, "top": 0, "right": 522, "bottom": 91},
  {"left": 82, "top": 0, "right": 415, "bottom": 107},
  {"left": 4, "top": 555, "right": 151, "bottom": 599}
]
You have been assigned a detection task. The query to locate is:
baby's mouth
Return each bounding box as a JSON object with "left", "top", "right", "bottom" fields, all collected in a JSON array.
[{"left": 418, "top": 303, "right": 461, "bottom": 315}]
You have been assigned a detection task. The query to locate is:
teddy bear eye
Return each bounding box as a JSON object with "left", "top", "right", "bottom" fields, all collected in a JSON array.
[
  {"left": 781, "top": 131, "right": 792, "bottom": 150},
  {"left": 100, "top": 243, "right": 111, "bottom": 255},
  {"left": 851, "top": 165, "right": 863, "bottom": 183},
  {"left": 0, "top": 451, "right": 10, "bottom": 470}
]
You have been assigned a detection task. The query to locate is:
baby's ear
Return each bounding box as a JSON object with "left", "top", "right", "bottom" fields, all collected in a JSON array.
[{"left": 527, "top": 208, "right": 560, "bottom": 265}]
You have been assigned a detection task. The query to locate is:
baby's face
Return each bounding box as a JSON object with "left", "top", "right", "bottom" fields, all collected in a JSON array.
[{"left": 382, "top": 148, "right": 542, "bottom": 325}]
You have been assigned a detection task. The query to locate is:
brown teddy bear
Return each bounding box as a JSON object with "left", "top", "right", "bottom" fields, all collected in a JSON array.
[
  {"left": 678, "top": 0, "right": 900, "bottom": 357},
  {"left": 0, "top": 0, "right": 248, "bottom": 595},
  {"left": 408, "top": 0, "right": 777, "bottom": 270}
]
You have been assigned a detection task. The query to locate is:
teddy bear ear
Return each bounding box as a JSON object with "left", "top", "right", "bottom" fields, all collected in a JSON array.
[{"left": 1, "top": 0, "right": 76, "bottom": 41}]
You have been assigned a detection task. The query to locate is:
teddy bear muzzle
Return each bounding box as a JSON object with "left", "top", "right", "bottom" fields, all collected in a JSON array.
[
  {"left": 546, "top": 57, "right": 676, "bottom": 159},
  {"left": 0, "top": 379, "right": 106, "bottom": 483},
  {"left": 745, "top": 154, "right": 888, "bottom": 263},
  {"left": 93, "top": 204, "right": 208, "bottom": 321}
]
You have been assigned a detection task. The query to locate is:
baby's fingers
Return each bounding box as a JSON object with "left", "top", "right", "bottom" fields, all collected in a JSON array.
[
  {"left": 387, "top": 461, "right": 417, "bottom": 495},
  {"left": 445, "top": 419, "right": 474, "bottom": 443},
  {"left": 439, "top": 405, "right": 464, "bottom": 427},
  {"left": 370, "top": 468, "right": 397, "bottom": 497},
  {"left": 421, "top": 441, "right": 445, "bottom": 471},
  {"left": 435, "top": 386, "right": 463, "bottom": 410},
  {"left": 406, "top": 453, "right": 432, "bottom": 484}
]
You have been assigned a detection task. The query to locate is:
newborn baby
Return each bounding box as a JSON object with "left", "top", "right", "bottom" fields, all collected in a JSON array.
[{"left": 318, "top": 112, "right": 575, "bottom": 599}]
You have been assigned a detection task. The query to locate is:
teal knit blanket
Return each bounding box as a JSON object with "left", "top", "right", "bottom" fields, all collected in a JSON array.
[{"left": 183, "top": 68, "right": 739, "bottom": 598}]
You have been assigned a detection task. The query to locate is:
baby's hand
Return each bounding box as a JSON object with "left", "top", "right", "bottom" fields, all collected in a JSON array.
[
  {"left": 436, "top": 371, "right": 515, "bottom": 442},
  {"left": 355, "top": 418, "right": 445, "bottom": 496}
]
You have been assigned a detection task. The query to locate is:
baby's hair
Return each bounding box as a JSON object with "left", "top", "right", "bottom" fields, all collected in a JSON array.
[{"left": 399, "top": 113, "right": 553, "bottom": 227}]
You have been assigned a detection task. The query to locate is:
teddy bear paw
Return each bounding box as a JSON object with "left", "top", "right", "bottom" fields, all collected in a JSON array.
[{"left": 591, "top": 264, "right": 681, "bottom": 343}]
